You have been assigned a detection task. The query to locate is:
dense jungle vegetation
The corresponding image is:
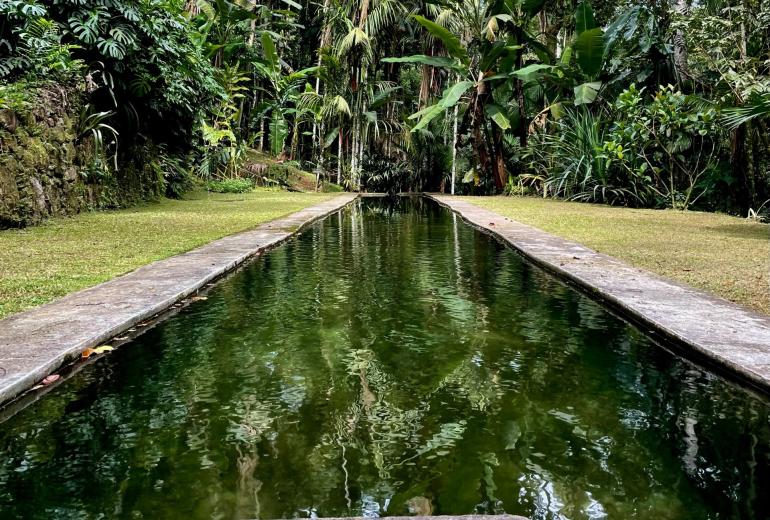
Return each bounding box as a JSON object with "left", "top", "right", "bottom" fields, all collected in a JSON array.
[{"left": 1, "top": 0, "right": 768, "bottom": 216}]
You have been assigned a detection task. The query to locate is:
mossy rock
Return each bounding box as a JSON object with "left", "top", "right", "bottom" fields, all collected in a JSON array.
[{"left": 0, "top": 82, "right": 168, "bottom": 228}]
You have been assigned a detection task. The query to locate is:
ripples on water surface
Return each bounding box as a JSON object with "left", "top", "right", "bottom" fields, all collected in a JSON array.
[{"left": 1, "top": 197, "right": 769, "bottom": 519}]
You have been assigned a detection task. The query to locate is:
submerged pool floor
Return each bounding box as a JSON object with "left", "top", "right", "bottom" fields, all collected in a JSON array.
[{"left": 1, "top": 197, "right": 768, "bottom": 519}]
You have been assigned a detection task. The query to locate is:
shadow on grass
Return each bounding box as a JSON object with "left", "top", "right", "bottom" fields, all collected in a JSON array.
[{"left": 710, "top": 224, "right": 770, "bottom": 241}]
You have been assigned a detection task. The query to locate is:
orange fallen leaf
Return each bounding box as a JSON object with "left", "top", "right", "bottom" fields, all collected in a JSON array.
[
  {"left": 42, "top": 374, "right": 60, "bottom": 385},
  {"left": 81, "top": 348, "right": 96, "bottom": 359}
]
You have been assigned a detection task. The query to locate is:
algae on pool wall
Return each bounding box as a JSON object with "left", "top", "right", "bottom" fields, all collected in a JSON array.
[{"left": 0, "top": 197, "right": 768, "bottom": 519}]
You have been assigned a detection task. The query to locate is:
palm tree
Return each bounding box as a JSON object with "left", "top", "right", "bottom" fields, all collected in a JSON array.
[{"left": 327, "top": 0, "right": 406, "bottom": 188}]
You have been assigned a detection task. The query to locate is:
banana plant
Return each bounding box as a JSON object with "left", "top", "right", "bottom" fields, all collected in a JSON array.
[
  {"left": 384, "top": 0, "right": 553, "bottom": 191},
  {"left": 253, "top": 32, "right": 318, "bottom": 156},
  {"left": 571, "top": 0, "right": 605, "bottom": 105}
]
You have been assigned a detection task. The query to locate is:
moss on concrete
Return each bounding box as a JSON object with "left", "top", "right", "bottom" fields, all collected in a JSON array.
[{"left": 0, "top": 82, "right": 167, "bottom": 228}]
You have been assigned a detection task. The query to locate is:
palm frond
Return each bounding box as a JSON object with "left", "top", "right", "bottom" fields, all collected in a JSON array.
[{"left": 722, "top": 93, "right": 770, "bottom": 129}]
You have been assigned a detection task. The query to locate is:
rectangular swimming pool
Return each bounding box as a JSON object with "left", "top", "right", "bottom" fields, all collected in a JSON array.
[{"left": 0, "top": 197, "right": 767, "bottom": 519}]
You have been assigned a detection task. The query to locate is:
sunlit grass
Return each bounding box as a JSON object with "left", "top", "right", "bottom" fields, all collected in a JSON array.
[
  {"left": 462, "top": 196, "right": 770, "bottom": 315},
  {"left": 0, "top": 189, "right": 336, "bottom": 318}
]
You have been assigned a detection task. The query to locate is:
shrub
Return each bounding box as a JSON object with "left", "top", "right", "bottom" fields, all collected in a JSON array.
[
  {"left": 524, "top": 108, "right": 651, "bottom": 206},
  {"left": 604, "top": 84, "right": 722, "bottom": 209},
  {"left": 205, "top": 178, "right": 254, "bottom": 193},
  {"left": 157, "top": 150, "right": 194, "bottom": 199}
]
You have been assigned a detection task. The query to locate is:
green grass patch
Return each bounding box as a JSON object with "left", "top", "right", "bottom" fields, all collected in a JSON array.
[
  {"left": 205, "top": 178, "right": 254, "bottom": 193},
  {"left": 0, "top": 189, "right": 335, "bottom": 318},
  {"left": 462, "top": 196, "right": 770, "bottom": 315}
]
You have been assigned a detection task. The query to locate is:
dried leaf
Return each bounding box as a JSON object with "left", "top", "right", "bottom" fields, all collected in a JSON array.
[
  {"left": 42, "top": 374, "right": 60, "bottom": 385},
  {"left": 81, "top": 348, "right": 96, "bottom": 359},
  {"left": 93, "top": 346, "right": 114, "bottom": 354},
  {"left": 190, "top": 296, "right": 208, "bottom": 302}
]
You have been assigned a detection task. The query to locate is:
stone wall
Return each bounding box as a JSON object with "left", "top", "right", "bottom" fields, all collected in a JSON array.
[{"left": 0, "top": 83, "right": 165, "bottom": 228}]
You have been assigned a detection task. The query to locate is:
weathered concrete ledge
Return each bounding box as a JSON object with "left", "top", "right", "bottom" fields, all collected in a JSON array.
[
  {"left": 428, "top": 194, "right": 770, "bottom": 393},
  {"left": 290, "top": 516, "right": 527, "bottom": 520},
  {"left": 0, "top": 193, "right": 357, "bottom": 405}
]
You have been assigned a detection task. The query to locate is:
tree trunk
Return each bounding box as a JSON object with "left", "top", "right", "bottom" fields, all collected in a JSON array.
[
  {"left": 357, "top": 118, "right": 365, "bottom": 189},
  {"left": 258, "top": 115, "right": 265, "bottom": 152},
  {"left": 672, "top": 0, "right": 691, "bottom": 88},
  {"left": 337, "top": 125, "right": 343, "bottom": 185},
  {"left": 491, "top": 124, "right": 506, "bottom": 191},
  {"left": 290, "top": 120, "right": 299, "bottom": 160},
  {"left": 514, "top": 44, "right": 527, "bottom": 148},
  {"left": 451, "top": 102, "right": 458, "bottom": 195},
  {"left": 351, "top": 117, "right": 358, "bottom": 188},
  {"left": 313, "top": 0, "right": 332, "bottom": 165}
]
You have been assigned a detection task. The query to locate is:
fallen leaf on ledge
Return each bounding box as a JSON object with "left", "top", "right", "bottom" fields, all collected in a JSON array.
[{"left": 42, "top": 374, "right": 60, "bottom": 385}]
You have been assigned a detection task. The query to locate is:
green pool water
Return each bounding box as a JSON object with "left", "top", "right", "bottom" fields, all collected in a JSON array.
[{"left": 1, "top": 197, "right": 768, "bottom": 519}]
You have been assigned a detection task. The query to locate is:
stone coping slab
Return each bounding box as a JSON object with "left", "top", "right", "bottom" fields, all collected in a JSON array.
[
  {"left": 287, "top": 517, "right": 527, "bottom": 520},
  {"left": 0, "top": 193, "right": 357, "bottom": 405},
  {"left": 428, "top": 194, "right": 770, "bottom": 393}
]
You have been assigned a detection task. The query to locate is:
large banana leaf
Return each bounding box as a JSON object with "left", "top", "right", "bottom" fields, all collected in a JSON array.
[
  {"left": 382, "top": 55, "right": 464, "bottom": 72},
  {"left": 574, "top": 28, "right": 604, "bottom": 78},
  {"left": 574, "top": 81, "right": 602, "bottom": 105},
  {"left": 512, "top": 63, "right": 553, "bottom": 78},
  {"left": 486, "top": 104, "right": 511, "bottom": 130},
  {"left": 269, "top": 110, "right": 288, "bottom": 155},
  {"left": 479, "top": 42, "right": 522, "bottom": 71},
  {"left": 261, "top": 33, "right": 280, "bottom": 76},
  {"left": 437, "top": 80, "right": 474, "bottom": 107},
  {"left": 412, "top": 15, "right": 469, "bottom": 65},
  {"left": 409, "top": 80, "right": 473, "bottom": 131},
  {"left": 575, "top": 1, "right": 596, "bottom": 35},
  {"left": 323, "top": 127, "right": 339, "bottom": 149}
]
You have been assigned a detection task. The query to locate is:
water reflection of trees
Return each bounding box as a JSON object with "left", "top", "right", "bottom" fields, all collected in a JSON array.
[{"left": 0, "top": 198, "right": 768, "bottom": 519}]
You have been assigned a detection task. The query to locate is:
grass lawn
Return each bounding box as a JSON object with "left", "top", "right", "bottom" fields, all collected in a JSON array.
[
  {"left": 462, "top": 196, "right": 770, "bottom": 315},
  {"left": 0, "top": 189, "right": 336, "bottom": 319}
]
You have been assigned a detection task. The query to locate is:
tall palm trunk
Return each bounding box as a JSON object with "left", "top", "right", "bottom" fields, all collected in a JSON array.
[
  {"left": 451, "top": 102, "right": 458, "bottom": 194},
  {"left": 313, "top": 0, "right": 332, "bottom": 166},
  {"left": 337, "top": 124, "right": 343, "bottom": 185},
  {"left": 258, "top": 114, "right": 265, "bottom": 152},
  {"left": 358, "top": 115, "right": 365, "bottom": 188},
  {"left": 351, "top": 115, "right": 358, "bottom": 187}
]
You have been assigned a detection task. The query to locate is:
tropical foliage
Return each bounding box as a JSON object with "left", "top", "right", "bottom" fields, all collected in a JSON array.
[{"left": 1, "top": 0, "right": 768, "bottom": 215}]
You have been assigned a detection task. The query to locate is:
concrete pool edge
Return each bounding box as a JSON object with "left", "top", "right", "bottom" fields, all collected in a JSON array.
[
  {"left": 0, "top": 193, "right": 358, "bottom": 406},
  {"left": 428, "top": 194, "right": 770, "bottom": 393}
]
